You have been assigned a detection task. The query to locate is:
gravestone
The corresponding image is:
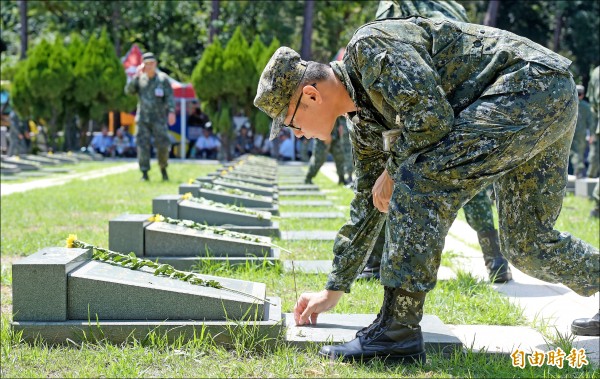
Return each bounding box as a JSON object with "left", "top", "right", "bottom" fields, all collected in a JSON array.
[
  {"left": 12, "top": 247, "right": 281, "bottom": 344},
  {"left": 109, "top": 213, "right": 279, "bottom": 269},
  {"left": 177, "top": 186, "right": 278, "bottom": 214},
  {"left": 1, "top": 163, "right": 21, "bottom": 175},
  {"left": 278, "top": 184, "right": 320, "bottom": 191},
  {"left": 280, "top": 191, "right": 327, "bottom": 198},
  {"left": 280, "top": 211, "right": 345, "bottom": 219},
  {"left": 1, "top": 157, "right": 41, "bottom": 171},
  {"left": 575, "top": 178, "right": 599, "bottom": 198},
  {"left": 21, "top": 155, "right": 60, "bottom": 166},
  {"left": 152, "top": 195, "right": 280, "bottom": 237},
  {"left": 279, "top": 200, "right": 333, "bottom": 207},
  {"left": 181, "top": 181, "right": 278, "bottom": 200}
]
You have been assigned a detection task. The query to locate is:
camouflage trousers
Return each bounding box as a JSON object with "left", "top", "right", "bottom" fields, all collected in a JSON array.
[
  {"left": 136, "top": 121, "right": 171, "bottom": 172},
  {"left": 332, "top": 71, "right": 599, "bottom": 297},
  {"left": 306, "top": 137, "right": 346, "bottom": 182},
  {"left": 587, "top": 133, "right": 599, "bottom": 178},
  {"left": 569, "top": 126, "right": 588, "bottom": 176},
  {"left": 341, "top": 126, "right": 355, "bottom": 178},
  {"left": 367, "top": 188, "right": 496, "bottom": 268}
]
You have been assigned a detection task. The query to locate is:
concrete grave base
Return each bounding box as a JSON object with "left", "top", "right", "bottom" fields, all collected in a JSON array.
[
  {"left": 220, "top": 222, "right": 282, "bottom": 238},
  {"left": 575, "top": 178, "right": 599, "bottom": 198},
  {"left": 13, "top": 297, "right": 282, "bottom": 345},
  {"left": 448, "top": 325, "right": 550, "bottom": 356},
  {"left": 145, "top": 248, "right": 281, "bottom": 271},
  {"left": 284, "top": 314, "right": 462, "bottom": 356}
]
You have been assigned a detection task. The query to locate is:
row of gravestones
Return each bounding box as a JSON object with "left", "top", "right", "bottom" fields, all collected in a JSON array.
[
  {"left": 12, "top": 154, "right": 463, "bottom": 356},
  {"left": 1, "top": 152, "right": 103, "bottom": 177}
]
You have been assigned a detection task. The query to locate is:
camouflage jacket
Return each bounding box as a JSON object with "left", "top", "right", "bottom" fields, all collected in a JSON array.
[
  {"left": 326, "top": 17, "right": 572, "bottom": 292},
  {"left": 376, "top": 0, "right": 469, "bottom": 22},
  {"left": 587, "top": 66, "right": 600, "bottom": 133},
  {"left": 124, "top": 71, "right": 175, "bottom": 124}
]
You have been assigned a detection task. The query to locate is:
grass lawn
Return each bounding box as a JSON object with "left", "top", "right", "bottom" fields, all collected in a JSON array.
[{"left": 1, "top": 162, "right": 598, "bottom": 378}]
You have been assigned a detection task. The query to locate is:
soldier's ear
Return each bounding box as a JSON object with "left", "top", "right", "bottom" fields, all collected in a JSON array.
[{"left": 304, "top": 85, "right": 322, "bottom": 105}]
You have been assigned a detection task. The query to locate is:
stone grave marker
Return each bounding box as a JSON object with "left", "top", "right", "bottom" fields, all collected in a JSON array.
[
  {"left": 575, "top": 178, "right": 599, "bottom": 198},
  {"left": 279, "top": 200, "right": 333, "bottom": 207},
  {"left": 178, "top": 185, "right": 278, "bottom": 214},
  {"left": 1, "top": 157, "right": 41, "bottom": 171},
  {"left": 12, "top": 247, "right": 281, "bottom": 344},
  {"left": 280, "top": 191, "right": 327, "bottom": 198},
  {"left": 278, "top": 184, "right": 320, "bottom": 191},
  {"left": 109, "top": 213, "right": 279, "bottom": 269}
]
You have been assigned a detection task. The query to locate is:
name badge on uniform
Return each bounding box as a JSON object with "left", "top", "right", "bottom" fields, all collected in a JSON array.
[{"left": 155, "top": 87, "right": 164, "bottom": 97}]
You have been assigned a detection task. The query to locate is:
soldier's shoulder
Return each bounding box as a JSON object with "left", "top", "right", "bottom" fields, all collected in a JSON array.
[
  {"left": 157, "top": 71, "right": 172, "bottom": 82},
  {"left": 348, "top": 17, "right": 420, "bottom": 48}
]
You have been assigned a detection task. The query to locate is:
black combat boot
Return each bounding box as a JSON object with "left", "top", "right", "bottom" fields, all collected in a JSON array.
[
  {"left": 571, "top": 311, "right": 600, "bottom": 336},
  {"left": 338, "top": 175, "right": 345, "bottom": 185},
  {"left": 478, "top": 230, "right": 512, "bottom": 283},
  {"left": 320, "top": 287, "right": 426, "bottom": 364},
  {"left": 305, "top": 177, "right": 313, "bottom": 184},
  {"left": 161, "top": 168, "right": 169, "bottom": 182},
  {"left": 141, "top": 170, "right": 149, "bottom": 181}
]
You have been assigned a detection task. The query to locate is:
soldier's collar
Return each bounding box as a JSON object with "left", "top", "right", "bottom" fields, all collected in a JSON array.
[{"left": 330, "top": 61, "right": 357, "bottom": 108}]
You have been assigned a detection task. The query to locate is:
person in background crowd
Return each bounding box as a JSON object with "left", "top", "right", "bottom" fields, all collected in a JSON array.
[
  {"left": 90, "top": 126, "right": 114, "bottom": 157},
  {"left": 278, "top": 131, "right": 294, "bottom": 161},
  {"left": 113, "top": 127, "right": 136, "bottom": 157},
  {"left": 194, "top": 127, "right": 221, "bottom": 159},
  {"left": 234, "top": 126, "right": 254, "bottom": 157}
]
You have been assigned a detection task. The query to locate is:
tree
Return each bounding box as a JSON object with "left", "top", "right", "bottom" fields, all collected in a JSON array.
[{"left": 301, "top": 0, "right": 315, "bottom": 60}]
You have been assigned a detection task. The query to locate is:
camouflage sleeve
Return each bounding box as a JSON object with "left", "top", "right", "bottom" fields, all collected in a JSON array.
[
  {"left": 348, "top": 37, "right": 454, "bottom": 178},
  {"left": 325, "top": 116, "right": 388, "bottom": 293},
  {"left": 124, "top": 76, "right": 139, "bottom": 95},
  {"left": 163, "top": 76, "right": 176, "bottom": 114}
]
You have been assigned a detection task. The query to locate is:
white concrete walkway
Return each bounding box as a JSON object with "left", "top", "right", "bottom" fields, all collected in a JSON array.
[{"left": 1, "top": 163, "right": 138, "bottom": 197}]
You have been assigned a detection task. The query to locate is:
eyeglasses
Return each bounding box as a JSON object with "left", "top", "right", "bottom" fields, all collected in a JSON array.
[{"left": 284, "top": 82, "right": 316, "bottom": 131}]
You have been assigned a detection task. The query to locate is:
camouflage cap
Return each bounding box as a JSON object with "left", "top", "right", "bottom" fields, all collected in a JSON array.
[
  {"left": 142, "top": 52, "right": 157, "bottom": 62},
  {"left": 254, "top": 47, "right": 308, "bottom": 140}
]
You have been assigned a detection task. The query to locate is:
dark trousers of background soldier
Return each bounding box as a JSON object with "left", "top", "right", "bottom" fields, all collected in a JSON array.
[
  {"left": 305, "top": 137, "right": 348, "bottom": 185},
  {"left": 358, "top": 188, "right": 512, "bottom": 284}
]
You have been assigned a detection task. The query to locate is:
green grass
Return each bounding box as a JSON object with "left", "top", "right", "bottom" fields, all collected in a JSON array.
[
  {"left": 1, "top": 162, "right": 598, "bottom": 378},
  {"left": 0, "top": 160, "right": 123, "bottom": 184}
]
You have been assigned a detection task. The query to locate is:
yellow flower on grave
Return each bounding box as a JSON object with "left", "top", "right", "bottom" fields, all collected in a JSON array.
[
  {"left": 48, "top": 151, "right": 53, "bottom": 156},
  {"left": 228, "top": 167, "right": 234, "bottom": 171},
  {"left": 66, "top": 234, "right": 77, "bottom": 248},
  {"left": 181, "top": 192, "right": 193, "bottom": 200},
  {"left": 188, "top": 178, "right": 195, "bottom": 184},
  {"left": 221, "top": 170, "right": 228, "bottom": 175},
  {"left": 67, "top": 151, "right": 73, "bottom": 156},
  {"left": 13, "top": 156, "right": 20, "bottom": 161},
  {"left": 148, "top": 214, "right": 165, "bottom": 223}
]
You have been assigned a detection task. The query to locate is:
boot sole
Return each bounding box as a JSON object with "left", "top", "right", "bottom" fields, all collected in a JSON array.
[
  {"left": 571, "top": 325, "right": 600, "bottom": 336},
  {"left": 319, "top": 350, "right": 426, "bottom": 365}
]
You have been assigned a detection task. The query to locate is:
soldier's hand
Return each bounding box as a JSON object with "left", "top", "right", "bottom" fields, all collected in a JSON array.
[
  {"left": 372, "top": 169, "right": 394, "bottom": 213},
  {"left": 168, "top": 112, "right": 176, "bottom": 126},
  {"left": 294, "top": 290, "right": 343, "bottom": 326}
]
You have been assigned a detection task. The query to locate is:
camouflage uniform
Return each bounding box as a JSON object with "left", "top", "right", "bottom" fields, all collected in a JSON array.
[
  {"left": 570, "top": 97, "right": 595, "bottom": 177},
  {"left": 8, "top": 111, "right": 27, "bottom": 156},
  {"left": 305, "top": 116, "right": 348, "bottom": 184},
  {"left": 359, "top": 0, "right": 510, "bottom": 281},
  {"left": 587, "top": 66, "right": 600, "bottom": 214},
  {"left": 323, "top": 17, "right": 599, "bottom": 297},
  {"left": 587, "top": 66, "right": 600, "bottom": 178},
  {"left": 124, "top": 71, "right": 175, "bottom": 172},
  {"left": 342, "top": 117, "right": 355, "bottom": 181}
]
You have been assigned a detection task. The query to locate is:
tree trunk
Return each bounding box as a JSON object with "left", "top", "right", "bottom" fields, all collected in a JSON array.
[
  {"left": 112, "top": 1, "right": 122, "bottom": 56},
  {"left": 553, "top": 10, "right": 564, "bottom": 52},
  {"left": 19, "top": 0, "right": 28, "bottom": 60},
  {"left": 483, "top": 0, "right": 500, "bottom": 27},
  {"left": 300, "top": 0, "right": 315, "bottom": 60},
  {"left": 209, "top": 0, "right": 220, "bottom": 43}
]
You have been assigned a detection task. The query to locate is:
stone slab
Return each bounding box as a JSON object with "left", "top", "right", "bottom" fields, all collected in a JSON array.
[
  {"left": 213, "top": 179, "right": 278, "bottom": 197},
  {"left": 219, "top": 174, "right": 275, "bottom": 187},
  {"left": 284, "top": 314, "right": 462, "bottom": 356},
  {"left": 150, "top": 250, "right": 280, "bottom": 271},
  {"left": 199, "top": 188, "right": 274, "bottom": 208},
  {"left": 109, "top": 214, "right": 153, "bottom": 255},
  {"left": 1, "top": 157, "right": 40, "bottom": 171},
  {"left": 278, "top": 184, "right": 320, "bottom": 191},
  {"left": 144, "top": 222, "right": 274, "bottom": 258},
  {"left": 68, "top": 260, "right": 266, "bottom": 321},
  {"left": 21, "top": 155, "right": 60, "bottom": 165},
  {"left": 280, "top": 191, "right": 327, "bottom": 197},
  {"left": 12, "top": 247, "right": 92, "bottom": 321},
  {"left": 13, "top": 297, "right": 282, "bottom": 345},
  {"left": 567, "top": 174, "right": 576, "bottom": 192},
  {"left": 221, "top": 223, "right": 281, "bottom": 238},
  {"left": 280, "top": 212, "right": 345, "bottom": 219},
  {"left": 281, "top": 231, "right": 338, "bottom": 240},
  {"left": 178, "top": 200, "right": 272, "bottom": 227},
  {"left": 575, "top": 178, "right": 599, "bottom": 198},
  {"left": 279, "top": 200, "right": 333, "bottom": 207},
  {"left": 152, "top": 195, "right": 181, "bottom": 219},
  {"left": 282, "top": 260, "right": 456, "bottom": 281},
  {"left": 39, "top": 153, "right": 78, "bottom": 163},
  {"left": 448, "top": 325, "right": 550, "bottom": 356}
]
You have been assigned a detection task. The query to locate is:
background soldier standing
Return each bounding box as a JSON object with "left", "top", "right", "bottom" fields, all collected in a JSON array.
[
  {"left": 570, "top": 85, "right": 595, "bottom": 178},
  {"left": 359, "top": 0, "right": 512, "bottom": 284},
  {"left": 8, "top": 109, "right": 28, "bottom": 156},
  {"left": 125, "top": 52, "right": 175, "bottom": 181},
  {"left": 587, "top": 66, "right": 600, "bottom": 179},
  {"left": 305, "top": 116, "right": 351, "bottom": 185}
]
